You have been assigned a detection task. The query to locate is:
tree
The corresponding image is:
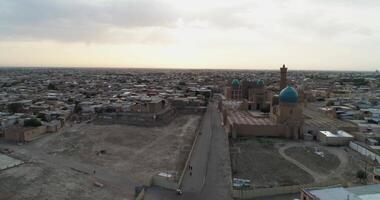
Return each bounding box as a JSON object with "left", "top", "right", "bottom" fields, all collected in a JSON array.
[
  {"left": 36, "top": 113, "right": 47, "bottom": 121},
  {"left": 8, "top": 102, "right": 23, "bottom": 113},
  {"left": 24, "top": 118, "right": 42, "bottom": 127},
  {"left": 326, "top": 101, "right": 334, "bottom": 107},
  {"left": 47, "top": 83, "right": 57, "bottom": 90},
  {"left": 356, "top": 170, "right": 367, "bottom": 183}
]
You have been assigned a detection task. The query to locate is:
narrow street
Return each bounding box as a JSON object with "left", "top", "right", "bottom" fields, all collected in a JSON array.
[
  {"left": 179, "top": 103, "right": 213, "bottom": 199},
  {"left": 199, "top": 103, "right": 232, "bottom": 200},
  {"left": 146, "top": 102, "right": 233, "bottom": 200}
]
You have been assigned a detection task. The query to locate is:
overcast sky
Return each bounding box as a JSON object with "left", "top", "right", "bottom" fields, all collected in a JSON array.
[{"left": 0, "top": 0, "right": 379, "bottom": 70}]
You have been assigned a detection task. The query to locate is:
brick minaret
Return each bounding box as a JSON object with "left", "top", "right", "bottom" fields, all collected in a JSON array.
[{"left": 280, "top": 64, "right": 288, "bottom": 90}]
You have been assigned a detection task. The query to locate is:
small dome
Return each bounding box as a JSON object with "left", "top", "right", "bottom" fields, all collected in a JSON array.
[
  {"left": 279, "top": 86, "right": 299, "bottom": 103},
  {"left": 256, "top": 79, "right": 264, "bottom": 87},
  {"left": 232, "top": 79, "right": 240, "bottom": 87}
]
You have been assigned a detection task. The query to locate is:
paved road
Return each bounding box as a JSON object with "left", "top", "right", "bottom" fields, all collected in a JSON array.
[
  {"left": 199, "top": 103, "right": 232, "bottom": 200},
  {"left": 146, "top": 102, "right": 233, "bottom": 200},
  {"left": 179, "top": 103, "right": 213, "bottom": 199}
]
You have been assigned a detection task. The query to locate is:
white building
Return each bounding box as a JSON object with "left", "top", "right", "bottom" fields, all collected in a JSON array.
[{"left": 318, "top": 130, "right": 354, "bottom": 146}]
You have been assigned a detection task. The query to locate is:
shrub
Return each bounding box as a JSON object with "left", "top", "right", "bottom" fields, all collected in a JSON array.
[
  {"left": 47, "top": 83, "right": 57, "bottom": 90},
  {"left": 24, "top": 118, "right": 42, "bottom": 127},
  {"left": 356, "top": 170, "right": 367, "bottom": 181}
]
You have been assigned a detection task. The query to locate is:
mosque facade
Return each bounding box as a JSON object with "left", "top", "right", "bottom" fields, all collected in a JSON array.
[{"left": 221, "top": 65, "right": 304, "bottom": 139}]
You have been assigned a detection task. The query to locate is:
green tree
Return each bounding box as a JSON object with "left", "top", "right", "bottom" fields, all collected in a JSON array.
[
  {"left": 47, "top": 83, "right": 57, "bottom": 90},
  {"left": 36, "top": 113, "right": 47, "bottom": 121},
  {"left": 326, "top": 101, "right": 334, "bottom": 107},
  {"left": 356, "top": 170, "right": 367, "bottom": 183},
  {"left": 24, "top": 118, "right": 42, "bottom": 127}
]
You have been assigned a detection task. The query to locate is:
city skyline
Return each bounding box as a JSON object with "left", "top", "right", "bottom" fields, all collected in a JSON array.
[{"left": 1, "top": 0, "right": 380, "bottom": 70}]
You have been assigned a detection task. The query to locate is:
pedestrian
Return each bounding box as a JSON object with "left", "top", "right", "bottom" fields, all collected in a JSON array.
[
  {"left": 93, "top": 170, "right": 96, "bottom": 175},
  {"left": 190, "top": 171, "right": 192, "bottom": 176},
  {"left": 176, "top": 188, "right": 182, "bottom": 195},
  {"left": 190, "top": 166, "right": 193, "bottom": 171},
  {"left": 188, "top": 165, "right": 191, "bottom": 170}
]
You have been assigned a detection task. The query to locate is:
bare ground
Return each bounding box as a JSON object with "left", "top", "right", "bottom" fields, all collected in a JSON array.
[
  {"left": 230, "top": 138, "right": 315, "bottom": 188},
  {"left": 0, "top": 163, "right": 126, "bottom": 200},
  {"left": 45, "top": 114, "right": 201, "bottom": 184},
  {"left": 230, "top": 138, "right": 364, "bottom": 189},
  {"left": 284, "top": 146, "right": 340, "bottom": 175},
  {"left": 0, "top": 114, "right": 201, "bottom": 200},
  {"left": 280, "top": 142, "right": 363, "bottom": 184}
]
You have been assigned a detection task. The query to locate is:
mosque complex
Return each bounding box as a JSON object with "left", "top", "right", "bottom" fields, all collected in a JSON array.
[{"left": 219, "top": 65, "right": 356, "bottom": 139}]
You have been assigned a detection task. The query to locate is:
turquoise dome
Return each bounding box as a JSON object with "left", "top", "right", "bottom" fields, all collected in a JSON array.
[
  {"left": 232, "top": 79, "right": 240, "bottom": 87},
  {"left": 256, "top": 79, "right": 264, "bottom": 87},
  {"left": 279, "top": 86, "right": 299, "bottom": 103}
]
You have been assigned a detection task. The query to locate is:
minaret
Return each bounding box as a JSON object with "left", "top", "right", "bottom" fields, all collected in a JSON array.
[{"left": 280, "top": 64, "right": 287, "bottom": 90}]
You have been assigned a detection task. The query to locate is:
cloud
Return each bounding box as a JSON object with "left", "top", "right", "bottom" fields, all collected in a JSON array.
[
  {"left": 0, "top": 0, "right": 178, "bottom": 42},
  {"left": 1, "top": 0, "right": 380, "bottom": 70},
  {"left": 1, "top": 0, "right": 378, "bottom": 43},
  {"left": 182, "top": 4, "right": 257, "bottom": 29}
]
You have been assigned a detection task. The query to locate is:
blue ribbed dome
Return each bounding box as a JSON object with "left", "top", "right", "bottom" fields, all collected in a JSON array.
[
  {"left": 279, "top": 86, "right": 299, "bottom": 103},
  {"left": 256, "top": 79, "right": 264, "bottom": 87},
  {"left": 232, "top": 79, "right": 240, "bottom": 87}
]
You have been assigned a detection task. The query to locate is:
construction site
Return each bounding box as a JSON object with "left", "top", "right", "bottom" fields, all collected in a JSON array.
[{"left": 0, "top": 114, "right": 201, "bottom": 199}]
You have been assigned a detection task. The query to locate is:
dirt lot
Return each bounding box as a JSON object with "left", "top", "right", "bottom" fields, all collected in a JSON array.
[
  {"left": 46, "top": 114, "right": 201, "bottom": 183},
  {"left": 284, "top": 146, "right": 340, "bottom": 175},
  {"left": 0, "top": 114, "right": 201, "bottom": 200},
  {"left": 282, "top": 144, "right": 362, "bottom": 184},
  {"left": 231, "top": 138, "right": 364, "bottom": 189},
  {"left": 230, "top": 138, "right": 315, "bottom": 188},
  {"left": 0, "top": 163, "right": 125, "bottom": 200}
]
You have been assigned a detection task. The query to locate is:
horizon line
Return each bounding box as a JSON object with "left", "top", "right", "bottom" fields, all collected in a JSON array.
[{"left": 0, "top": 65, "right": 377, "bottom": 72}]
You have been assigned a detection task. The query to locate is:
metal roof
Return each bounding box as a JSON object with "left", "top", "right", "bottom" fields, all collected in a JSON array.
[
  {"left": 307, "top": 184, "right": 380, "bottom": 200},
  {"left": 308, "top": 187, "right": 360, "bottom": 200}
]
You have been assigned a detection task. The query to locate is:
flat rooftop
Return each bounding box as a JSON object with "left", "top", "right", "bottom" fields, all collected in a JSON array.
[
  {"left": 0, "top": 154, "right": 23, "bottom": 171},
  {"left": 307, "top": 187, "right": 360, "bottom": 200},
  {"left": 320, "top": 130, "right": 354, "bottom": 138},
  {"left": 304, "top": 108, "right": 357, "bottom": 131},
  {"left": 306, "top": 184, "right": 380, "bottom": 200}
]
